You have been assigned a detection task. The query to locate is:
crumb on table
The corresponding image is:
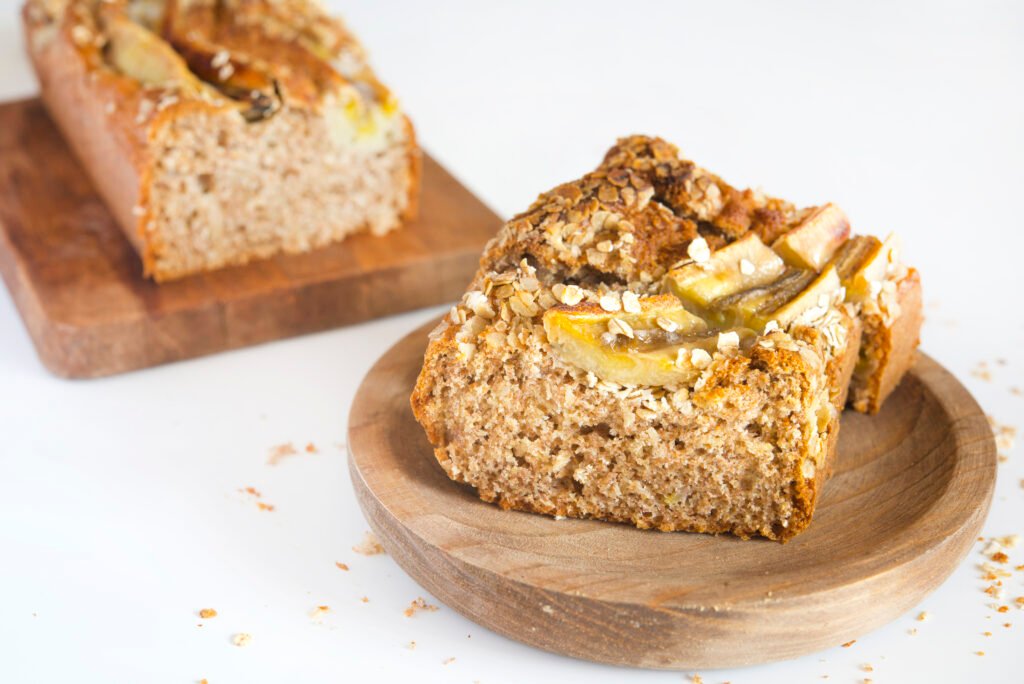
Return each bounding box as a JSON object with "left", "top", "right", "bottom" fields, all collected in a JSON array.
[
  {"left": 267, "top": 442, "right": 298, "bottom": 465},
  {"left": 198, "top": 608, "right": 217, "bottom": 619},
  {"left": 404, "top": 597, "right": 439, "bottom": 617},
  {"left": 352, "top": 531, "right": 385, "bottom": 556}
]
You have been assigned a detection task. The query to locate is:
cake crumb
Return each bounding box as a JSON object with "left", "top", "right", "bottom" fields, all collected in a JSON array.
[
  {"left": 983, "top": 631, "right": 992, "bottom": 636},
  {"left": 404, "top": 597, "right": 439, "bottom": 617},
  {"left": 841, "top": 640, "right": 856, "bottom": 648},
  {"left": 907, "top": 628, "right": 917, "bottom": 636},
  {"left": 335, "top": 562, "right": 349, "bottom": 571},
  {"left": 689, "top": 675, "right": 703, "bottom": 684},
  {"left": 198, "top": 608, "right": 217, "bottom": 619},
  {"left": 975, "top": 651, "right": 985, "bottom": 656},
  {"left": 970, "top": 362, "right": 991, "bottom": 381},
  {"left": 988, "top": 416, "right": 1016, "bottom": 454},
  {"left": 1011, "top": 386, "right": 1022, "bottom": 396},
  {"left": 352, "top": 531, "right": 385, "bottom": 556},
  {"left": 305, "top": 442, "right": 318, "bottom": 453},
  {"left": 917, "top": 611, "right": 929, "bottom": 622},
  {"left": 998, "top": 605, "right": 1009, "bottom": 613},
  {"left": 541, "top": 604, "right": 554, "bottom": 615},
  {"left": 239, "top": 487, "right": 276, "bottom": 511},
  {"left": 442, "top": 657, "right": 456, "bottom": 666},
  {"left": 310, "top": 605, "right": 330, "bottom": 617},
  {"left": 1016, "top": 597, "right": 1024, "bottom": 607},
  {"left": 361, "top": 596, "right": 369, "bottom": 603},
  {"left": 267, "top": 442, "right": 298, "bottom": 465},
  {"left": 991, "top": 552, "right": 1009, "bottom": 564},
  {"left": 407, "top": 641, "right": 416, "bottom": 650},
  {"left": 862, "top": 664, "right": 874, "bottom": 672},
  {"left": 232, "top": 633, "right": 252, "bottom": 647}
]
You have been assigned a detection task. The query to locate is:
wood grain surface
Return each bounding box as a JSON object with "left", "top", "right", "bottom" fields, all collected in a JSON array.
[
  {"left": 348, "top": 320, "right": 997, "bottom": 670},
  {"left": 0, "top": 98, "right": 501, "bottom": 378}
]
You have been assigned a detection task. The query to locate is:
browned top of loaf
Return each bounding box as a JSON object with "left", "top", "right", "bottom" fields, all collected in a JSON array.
[
  {"left": 24, "top": 0, "right": 393, "bottom": 116},
  {"left": 481, "top": 135, "right": 812, "bottom": 285}
]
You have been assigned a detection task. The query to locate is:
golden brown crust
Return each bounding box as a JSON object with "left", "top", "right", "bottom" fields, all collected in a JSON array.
[
  {"left": 851, "top": 269, "right": 923, "bottom": 414},
  {"left": 599, "top": 135, "right": 807, "bottom": 244}
]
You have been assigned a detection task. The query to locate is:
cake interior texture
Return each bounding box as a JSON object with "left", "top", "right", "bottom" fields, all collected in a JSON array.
[
  {"left": 412, "top": 136, "right": 921, "bottom": 541},
  {"left": 24, "top": 0, "right": 419, "bottom": 281}
]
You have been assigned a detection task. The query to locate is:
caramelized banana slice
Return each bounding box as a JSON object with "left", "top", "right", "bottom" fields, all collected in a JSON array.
[
  {"left": 544, "top": 294, "right": 717, "bottom": 386},
  {"left": 101, "top": 11, "right": 204, "bottom": 94},
  {"left": 840, "top": 233, "right": 901, "bottom": 303},
  {"left": 709, "top": 268, "right": 817, "bottom": 327},
  {"left": 162, "top": 0, "right": 285, "bottom": 121},
  {"left": 664, "top": 234, "right": 787, "bottom": 310},
  {"left": 772, "top": 203, "right": 850, "bottom": 271},
  {"left": 760, "top": 266, "right": 843, "bottom": 329},
  {"left": 830, "top": 234, "right": 882, "bottom": 283}
]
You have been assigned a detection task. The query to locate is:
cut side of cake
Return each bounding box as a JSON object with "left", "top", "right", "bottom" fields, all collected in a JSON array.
[
  {"left": 23, "top": 0, "right": 420, "bottom": 281},
  {"left": 412, "top": 136, "right": 922, "bottom": 541}
]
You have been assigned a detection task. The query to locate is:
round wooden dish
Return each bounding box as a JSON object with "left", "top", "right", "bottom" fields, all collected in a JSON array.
[{"left": 348, "top": 321, "right": 996, "bottom": 669}]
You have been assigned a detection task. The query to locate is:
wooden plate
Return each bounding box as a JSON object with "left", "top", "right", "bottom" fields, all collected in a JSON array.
[
  {"left": 0, "top": 99, "right": 501, "bottom": 378},
  {"left": 348, "top": 321, "right": 997, "bottom": 670}
]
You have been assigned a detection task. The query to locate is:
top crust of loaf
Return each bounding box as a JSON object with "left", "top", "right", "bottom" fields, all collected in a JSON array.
[{"left": 482, "top": 136, "right": 814, "bottom": 287}]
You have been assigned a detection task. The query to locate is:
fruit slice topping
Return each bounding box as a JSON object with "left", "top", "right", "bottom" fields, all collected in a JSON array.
[
  {"left": 544, "top": 294, "right": 752, "bottom": 386},
  {"left": 771, "top": 203, "right": 850, "bottom": 271},
  {"left": 664, "top": 234, "right": 787, "bottom": 310},
  {"left": 832, "top": 233, "right": 901, "bottom": 303}
]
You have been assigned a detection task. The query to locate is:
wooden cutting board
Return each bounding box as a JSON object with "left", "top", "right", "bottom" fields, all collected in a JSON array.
[
  {"left": 348, "top": 321, "right": 997, "bottom": 670},
  {"left": 0, "top": 98, "right": 501, "bottom": 378}
]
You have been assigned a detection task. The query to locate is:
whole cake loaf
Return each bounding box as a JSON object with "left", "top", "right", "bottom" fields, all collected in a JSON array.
[
  {"left": 412, "top": 136, "right": 921, "bottom": 541},
  {"left": 23, "top": 0, "right": 420, "bottom": 281}
]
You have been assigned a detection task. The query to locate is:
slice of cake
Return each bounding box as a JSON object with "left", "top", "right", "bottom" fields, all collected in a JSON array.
[
  {"left": 411, "top": 136, "right": 922, "bottom": 541},
  {"left": 23, "top": 0, "right": 420, "bottom": 281}
]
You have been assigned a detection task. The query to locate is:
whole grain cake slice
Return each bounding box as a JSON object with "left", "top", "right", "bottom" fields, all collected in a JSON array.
[
  {"left": 23, "top": 0, "right": 420, "bottom": 281},
  {"left": 412, "top": 136, "right": 921, "bottom": 541}
]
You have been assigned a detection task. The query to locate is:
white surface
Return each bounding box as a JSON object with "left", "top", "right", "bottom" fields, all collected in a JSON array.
[{"left": 1, "top": 1, "right": 1022, "bottom": 682}]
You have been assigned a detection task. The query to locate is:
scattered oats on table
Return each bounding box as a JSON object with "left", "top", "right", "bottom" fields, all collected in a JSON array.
[{"left": 335, "top": 562, "right": 349, "bottom": 571}]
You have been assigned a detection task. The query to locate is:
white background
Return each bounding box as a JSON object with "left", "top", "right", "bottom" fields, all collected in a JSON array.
[{"left": 1, "top": 1, "right": 1022, "bottom": 682}]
